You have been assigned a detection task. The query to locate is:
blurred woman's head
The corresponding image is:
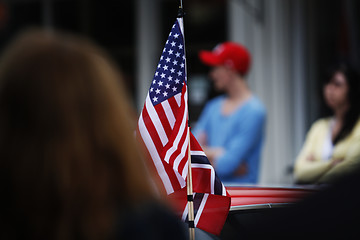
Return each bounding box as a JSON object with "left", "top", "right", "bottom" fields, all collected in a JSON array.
[
  {"left": 323, "top": 71, "right": 349, "bottom": 112},
  {"left": 0, "top": 29, "right": 153, "bottom": 240},
  {"left": 322, "top": 61, "right": 360, "bottom": 143}
]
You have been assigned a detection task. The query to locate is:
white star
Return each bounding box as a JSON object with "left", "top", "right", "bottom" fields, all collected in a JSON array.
[
  {"left": 163, "top": 48, "right": 166, "bottom": 53},
  {"left": 180, "top": 63, "right": 185, "bottom": 68},
  {"left": 183, "top": 55, "right": 185, "bottom": 60},
  {"left": 153, "top": 96, "right": 158, "bottom": 102},
  {"left": 173, "top": 60, "right": 178, "bottom": 65},
  {"left": 153, "top": 80, "right": 156, "bottom": 84},
  {"left": 177, "top": 71, "right": 182, "bottom": 76},
  {"left": 168, "top": 49, "right": 174, "bottom": 55},
  {"left": 169, "top": 32, "right": 172, "bottom": 36},
  {"left": 158, "top": 81, "right": 163, "bottom": 86},
  {"left": 165, "top": 84, "right": 170, "bottom": 89},
  {"left": 160, "top": 73, "right": 166, "bottom": 79},
  {"left": 166, "top": 40, "right": 169, "bottom": 44},
  {"left": 163, "top": 91, "right": 168, "bottom": 97},
  {"left": 172, "top": 86, "right": 177, "bottom": 92},
  {"left": 175, "top": 79, "right": 180, "bottom": 84},
  {"left": 165, "top": 57, "right": 171, "bottom": 63},
  {"left": 150, "top": 87, "right": 154, "bottom": 92},
  {"left": 155, "top": 89, "right": 161, "bottom": 94},
  {"left": 178, "top": 44, "right": 183, "bottom": 49},
  {"left": 170, "top": 68, "right": 175, "bottom": 73},
  {"left": 160, "top": 56, "right": 164, "bottom": 61},
  {"left": 168, "top": 76, "right": 173, "bottom": 81},
  {"left": 175, "top": 52, "right": 181, "bottom": 58},
  {"left": 155, "top": 71, "right": 159, "bottom": 76},
  {"left": 174, "top": 33, "right": 179, "bottom": 38},
  {"left": 163, "top": 65, "right": 168, "bottom": 71},
  {"left": 172, "top": 24, "right": 176, "bottom": 28},
  {"left": 158, "top": 63, "right": 161, "bottom": 68},
  {"left": 171, "top": 41, "right": 176, "bottom": 47}
]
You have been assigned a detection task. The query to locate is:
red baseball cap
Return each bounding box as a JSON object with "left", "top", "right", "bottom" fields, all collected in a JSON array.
[{"left": 199, "top": 42, "right": 251, "bottom": 75}]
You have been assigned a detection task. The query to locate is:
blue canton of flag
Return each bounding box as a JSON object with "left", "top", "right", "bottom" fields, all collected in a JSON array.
[{"left": 149, "top": 22, "right": 186, "bottom": 105}]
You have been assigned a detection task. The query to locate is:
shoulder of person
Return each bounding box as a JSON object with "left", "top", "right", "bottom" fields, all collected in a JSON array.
[
  {"left": 311, "top": 117, "right": 331, "bottom": 129},
  {"left": 352, "top": 118, "right": 360, "bottom": 137},
  {"left": 245, "top": 96, "right": 266, "bottom": 116}
]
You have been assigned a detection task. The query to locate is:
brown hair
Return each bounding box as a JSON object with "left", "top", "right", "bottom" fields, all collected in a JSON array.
[{"left": 0, "top": 29, "right": 153, "bottom": 240}]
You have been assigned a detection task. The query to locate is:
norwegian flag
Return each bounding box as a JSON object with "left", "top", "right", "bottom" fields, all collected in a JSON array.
[
  {"left": 137, "top": 18, "right": 230, "bottom": 236},
  {"left": 169, "top": 133, "right": 231, "bottom": 235}
]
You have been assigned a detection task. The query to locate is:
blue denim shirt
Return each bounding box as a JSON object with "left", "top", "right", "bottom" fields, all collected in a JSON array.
[{"left": 192, "top": 95, "right": 266, "bottom": 184}]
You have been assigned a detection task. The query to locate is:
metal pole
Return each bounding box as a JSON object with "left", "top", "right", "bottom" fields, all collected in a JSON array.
[{"left": 178, "top": 1, "right": 195, "bottom": 239}]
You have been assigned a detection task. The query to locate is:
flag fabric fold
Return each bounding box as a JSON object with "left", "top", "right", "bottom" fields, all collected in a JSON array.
[{"left": 137, "top": 17, "right": 230, "bottom": 236}]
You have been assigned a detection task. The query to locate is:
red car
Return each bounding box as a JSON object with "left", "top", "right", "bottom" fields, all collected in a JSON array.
[{"left": 227, "top": 185, "right": 317, "bottom": 210}]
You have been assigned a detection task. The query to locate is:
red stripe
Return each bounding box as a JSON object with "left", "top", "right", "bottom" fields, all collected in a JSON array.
[
  {"left": 141, "top": 106, "right": 163, "bottom": 153},
  {"left": 168, "top": 96, "right": 180, "bottom": 113},
  {"left": 137, "top": 123, "right": 183, "bottom": 192},
  {"left": 136, "top": 129, "right": 167, "bottom": 193},
  {"left": 177, "top": 147, "right": 189, "bottom": 176},
  {"left": 161, "top": 94, "right": 186, "bottom": 159},
  {"left": 140, "top": 106, "right": 184, "bottom": 192},
  {"left": 154, "top": 103, "right": 172, "bottom": 138},
  {"left": 167, "top": 123, "right": 187, "bottom": 167}
]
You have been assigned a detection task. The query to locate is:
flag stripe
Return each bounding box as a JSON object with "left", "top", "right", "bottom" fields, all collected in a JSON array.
[
  {"left": 138, "top": 113, "right": 174, "bottom": 193},
  {"left": 161, "top": 100, "right": 176, "bottom": 129},
  {"left": 154, "top": 103, "right": 172, "bottom": 139},
  {"left": 194, "top": 193, "right": 209, "bottom": 226},
  {"left": 145, "top": 95, "right": 168, "bottom": 146},
  {"left": 163, "top": 90, "right": 188, "bottom": 165},
  {"left": 141, "top": 105, "right": 164, "bottom": 154},
  {"left": 168, "top": 96, "right": 180, "bottom": 115}
]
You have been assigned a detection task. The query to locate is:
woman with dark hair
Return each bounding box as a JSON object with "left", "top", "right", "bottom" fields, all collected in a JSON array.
[
  {"left": 0, "top": 29, "right": 186, "bottom": 240},
  {"left": 294, "top": 62, "right": 360, "bottom": 184}
]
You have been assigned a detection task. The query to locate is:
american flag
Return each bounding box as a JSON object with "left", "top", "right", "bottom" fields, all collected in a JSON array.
[
  {"left": 137, "top": 17, "right": 230, "bottom": 236},
  {"left": 138, "top": 18, "right": 188, "bottom": 194}
]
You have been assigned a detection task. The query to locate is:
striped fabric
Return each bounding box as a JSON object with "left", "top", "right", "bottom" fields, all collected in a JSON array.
[{"left": 138, "top": 18, "right": 188, "bottom": 195}]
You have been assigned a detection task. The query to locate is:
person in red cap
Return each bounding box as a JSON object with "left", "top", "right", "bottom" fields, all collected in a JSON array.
[{"left": 192, "top": 42, "right": 266, "bottom": 184}]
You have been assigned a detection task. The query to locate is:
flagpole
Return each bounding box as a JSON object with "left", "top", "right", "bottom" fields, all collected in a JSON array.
[
  {"left": 187, "top": 127, "right": 195, "bottom": 240},
  {"left": 178, "top": 1, "right": 195, "bottom": 239}
]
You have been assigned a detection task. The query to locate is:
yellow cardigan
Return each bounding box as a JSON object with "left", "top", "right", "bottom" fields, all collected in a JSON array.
[{"left": 294, "top": 118, "right": 360, "bottom": 184}]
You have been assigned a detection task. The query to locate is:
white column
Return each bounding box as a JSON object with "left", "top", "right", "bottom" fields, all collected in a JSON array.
[
  {"left": 228, "top": 0, "right": 297, "bottom": 184},
  {"left": 136, "top": 0, "right": 161, "bottom": 112},
  {"left": 291, "top": 0, "right": 307, "bottom": 167}
]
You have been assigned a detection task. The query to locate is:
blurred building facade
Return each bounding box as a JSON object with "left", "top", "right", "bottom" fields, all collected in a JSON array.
[{"left": 1, "top": 0, "right": 359, "bottom": 185}]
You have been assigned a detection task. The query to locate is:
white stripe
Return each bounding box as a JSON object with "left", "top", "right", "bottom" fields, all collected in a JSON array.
[
  {"left": 161, "top": 100, "right": 176, "bottom": 129},
  {"left": 174, "top": 168, "right": 186, "bottom": 189},
  {"left": 145, "top": 95, "right": 168, "bottom": 146},
  {"left": 138, "top": 112, "right": 174, "bottom": 194},
  {"left": 174, "top": 93, "right": 181, "bottom": 107},
  {"left": 192, "top": 163, "right": 215, "bottom": 194},
  {"left": 190, "top": 150, "right": 206, "bottom": 157},
  {"left": 194, "top": 194, "right": 209, "bottom": 226},
  {"left": 164, "top": 90, "right": 188, "bottom": 166},
  {"left": 173, "top": 134, "right": 188, "bottom": 172},
  {"left": 181, "top": 161, "right": 189, "bottom": 179}
]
